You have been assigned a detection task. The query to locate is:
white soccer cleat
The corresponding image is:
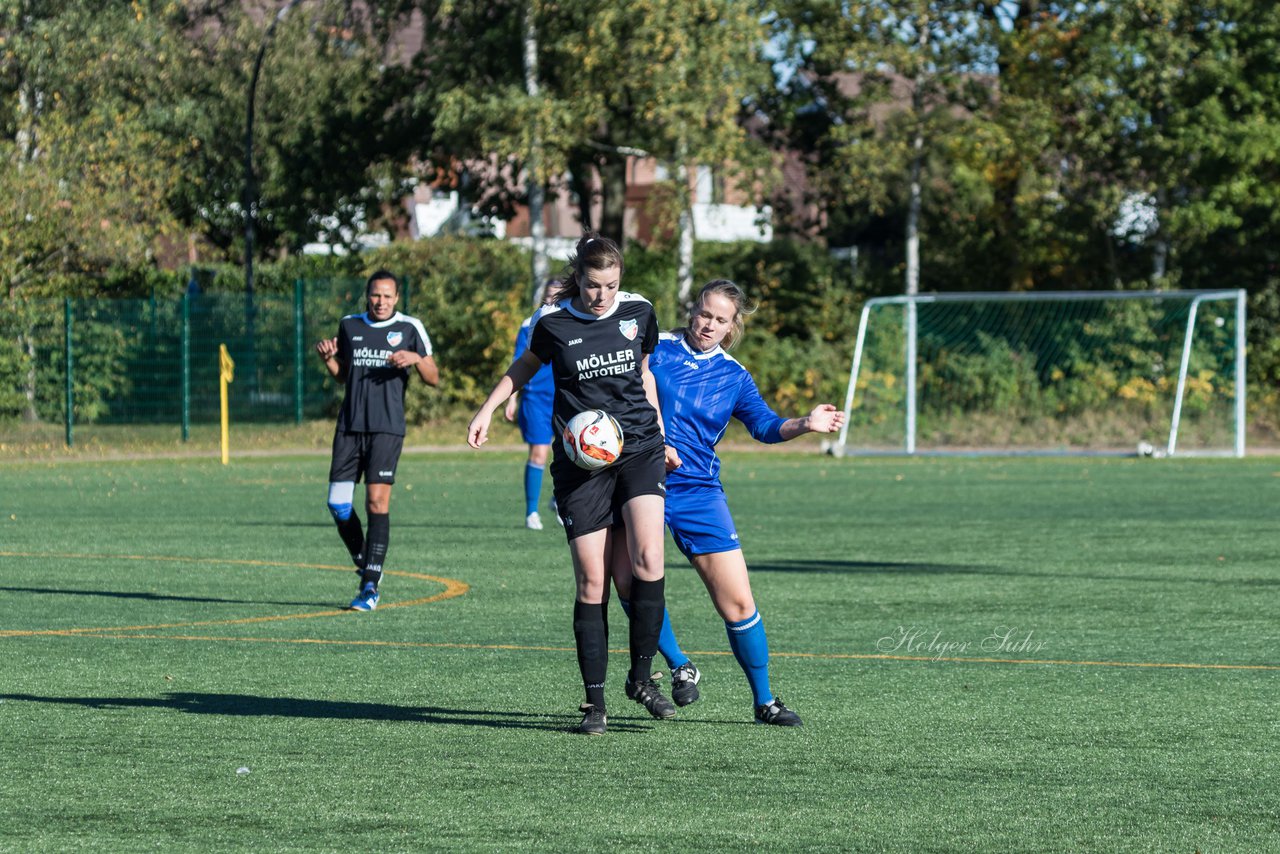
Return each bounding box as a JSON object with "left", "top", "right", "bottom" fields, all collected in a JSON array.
[{"left": 525, "top": 512, "right": 544, "bottom": 530}]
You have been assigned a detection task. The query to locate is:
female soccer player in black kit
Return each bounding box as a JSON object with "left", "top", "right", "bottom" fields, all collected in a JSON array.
[
  {"left": 317, "top": 270, "right": 438, "bottom": 611},
  {"left": 467, "top": 234, "right": 672, "bottom": 735}
]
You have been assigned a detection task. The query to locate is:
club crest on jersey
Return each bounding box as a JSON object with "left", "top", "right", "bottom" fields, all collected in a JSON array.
[
  {"left": 386, "top": 330, "right": 403, "bottom": 347},
  {"left": 618, "top": 318, "right": 638, "bottom": 341}
]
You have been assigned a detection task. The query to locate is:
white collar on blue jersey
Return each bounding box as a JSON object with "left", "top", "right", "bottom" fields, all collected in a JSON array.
[{"left": 669, "top": 330, "right": 724, "bottom": 360}]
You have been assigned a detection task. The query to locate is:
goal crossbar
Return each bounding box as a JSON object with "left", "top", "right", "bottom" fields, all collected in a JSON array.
[{"left": 834, "top": 289, "right": 1247, "bottom": 458}]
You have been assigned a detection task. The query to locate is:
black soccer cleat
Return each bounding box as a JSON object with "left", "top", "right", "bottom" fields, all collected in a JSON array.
[
  {"left": 578, "top": 703, "right": 607, "bottom": 735},
  {"left": 754, "top": 697, "right": 803, "bottom": 727},
  {"left": 625, "top": 675, "right": 677, "bottom": 719},
  {"left": 669, "top": 662, "right": 702, "bottom": 707}
]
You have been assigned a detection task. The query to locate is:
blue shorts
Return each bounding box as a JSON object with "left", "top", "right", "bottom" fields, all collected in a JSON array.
[
  {"left": 665, "top": 484, "right": 740, "bottom": 559},
  {"left": 517, "top": 392, "right": 555, "bottom": 446}
]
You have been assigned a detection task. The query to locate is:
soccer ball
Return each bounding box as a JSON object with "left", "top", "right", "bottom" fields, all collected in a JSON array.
[{"left": 563, "top": 409, "right": 624, "bottom": 470}]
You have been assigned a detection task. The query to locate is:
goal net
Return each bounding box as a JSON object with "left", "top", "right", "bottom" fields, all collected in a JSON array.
[{"left": 834, "top": 290, "right": 1246, "bottom": 457}]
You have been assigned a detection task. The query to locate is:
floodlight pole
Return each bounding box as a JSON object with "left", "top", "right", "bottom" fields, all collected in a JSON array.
[
  {"left": 523, "top": 3, "right": 549, "bottom": 303},
  {"left": 244, "top": 0, "right": 306, "bottom": 391}
]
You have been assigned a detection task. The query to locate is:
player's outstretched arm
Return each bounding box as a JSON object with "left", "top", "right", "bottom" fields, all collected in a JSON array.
[
  {"left": 779, "top": 404, "right": 845, "bottom": 441},
  {"left": 468, "top": 351, "right": 541, "bottom": 449}
]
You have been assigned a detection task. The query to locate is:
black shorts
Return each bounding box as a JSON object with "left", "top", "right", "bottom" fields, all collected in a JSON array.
[
  {"left": 552, "top": 442, "right": 666, "bottom": 541},
  {"left": 328, "top": 431, "right": 404, "bottom": 484}
]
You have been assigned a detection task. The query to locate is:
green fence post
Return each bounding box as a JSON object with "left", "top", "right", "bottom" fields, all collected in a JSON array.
[
  {"left": 64, "top": 298, "right": 74, "bottom": 448},
  {"left": 294, "top": 279, "right": 304, "bottom": 424},
  {"left": 181, "top": 293, "right": 191, "bottom": 442}
]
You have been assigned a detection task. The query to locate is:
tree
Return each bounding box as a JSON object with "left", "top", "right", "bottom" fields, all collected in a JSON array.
[
  {"left": 771, "top": 1, "right": 1007, "bottom": 292},
  {"left": 0, "top": 0, "right": 188, "bottom": 297},
  {"left": 168, "top": 0, "right": 431, "bottom": 261},
  {"left": 419, "top": 1, "right": 772, "bottom": 251}
]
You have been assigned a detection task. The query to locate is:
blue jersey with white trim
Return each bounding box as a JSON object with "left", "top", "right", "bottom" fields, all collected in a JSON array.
[
  {"left": 651, "top": 332, "right": 787, "bottom": 488},
  {"left": 513, "top": 317, "right": 554, "bottom": 402}
]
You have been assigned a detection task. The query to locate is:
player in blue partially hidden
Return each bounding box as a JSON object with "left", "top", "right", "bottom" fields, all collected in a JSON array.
[
  {"left": 503, "top": 279, "right": 566, "bottom": 530},
  {"left": 616, "top": 279, "right": 845, "bottom": 726}
]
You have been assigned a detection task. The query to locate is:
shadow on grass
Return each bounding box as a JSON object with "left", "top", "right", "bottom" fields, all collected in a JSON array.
[
  {"left": 749, "top": 559, "right": 1001, "bottom": 575},
  {"left": 0, "top": 585, "right": 333, "bottom": 609},
  {"left": 747, "top": 559, "right": 1280, "bottom": 586},
  {"left": 0, "top": 692, "right": 656, "bottom": 733},
  {"left": 235, "top": 520, "right": 501, "bottom": 531}
]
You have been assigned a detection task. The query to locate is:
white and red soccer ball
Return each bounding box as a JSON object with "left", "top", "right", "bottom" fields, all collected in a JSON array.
[{"left": 562, "top": 409, "right": 624, "bottom": 470}]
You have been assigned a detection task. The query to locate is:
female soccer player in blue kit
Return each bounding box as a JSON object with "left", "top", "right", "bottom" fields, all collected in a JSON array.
[
  {"left": 617, "top": 279, "right": 845, "bottom": 726},
  {"left": 503, "top": 279, "right": 565, "bottom": 530}
]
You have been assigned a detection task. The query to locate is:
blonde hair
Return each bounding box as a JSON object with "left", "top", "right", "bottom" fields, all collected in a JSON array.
[{"left": 683, "top": 279, "right": 756, "bottom": 350}]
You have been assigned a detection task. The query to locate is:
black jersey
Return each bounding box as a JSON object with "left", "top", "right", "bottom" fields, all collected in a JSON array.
[
  {"left": 335, "top": 311, "right": 433, "bottom": 435},
  {"left": 529, "top": 292, "right": 662, "bottom": 456}
]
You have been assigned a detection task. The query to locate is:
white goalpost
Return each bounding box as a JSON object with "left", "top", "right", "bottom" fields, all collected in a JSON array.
[{"left": 833, "top": 289, "right": 1247, "bottom": 458}]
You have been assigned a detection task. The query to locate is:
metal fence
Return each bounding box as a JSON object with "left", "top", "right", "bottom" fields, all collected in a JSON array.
[{"left": 1, "top": 278, "right": 399, "bottom": 445}]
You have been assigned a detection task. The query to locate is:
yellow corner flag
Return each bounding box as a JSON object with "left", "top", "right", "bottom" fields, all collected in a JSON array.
[
  {"left": 219, "top": 344, "right": 235, "bottom": 464},
  {"left": 220, "top": 344, "right": 236, "bottom": 384}
]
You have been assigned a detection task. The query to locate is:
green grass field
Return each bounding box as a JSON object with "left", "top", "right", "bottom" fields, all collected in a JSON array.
[{"left": 1, "top": 451, "right": 1277, "bottom": 851}]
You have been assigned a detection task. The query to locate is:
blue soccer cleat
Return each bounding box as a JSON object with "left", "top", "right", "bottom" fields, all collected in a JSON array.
[{"left": 349, "top": 582, "right": 380, "bottom": 611}]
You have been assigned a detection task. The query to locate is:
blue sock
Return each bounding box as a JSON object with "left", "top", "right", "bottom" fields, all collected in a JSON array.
[
  {"left": 523, "top": 462, "right": 544, "bottom": 515},
  {"left": 619, "top": 598, "right": 689, "bottom": 671},
  {"left": 726, "top": 610, "right": 772, "bottom": 707}
]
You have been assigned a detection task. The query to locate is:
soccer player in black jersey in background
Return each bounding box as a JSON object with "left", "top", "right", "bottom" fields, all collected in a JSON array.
[
  {"left": 467, "top": 234, "right": 673, "bottom": 735},
  {"left": 317, "top": 270, "right": 439, "bottom": 611}
]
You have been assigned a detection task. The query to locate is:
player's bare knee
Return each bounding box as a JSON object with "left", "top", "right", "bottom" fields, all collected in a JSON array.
[
  {"left": 629, "top": 543, "right": 664, "bottom": 581},
  {"left": 576, "top": 577, "right": 609, "bottom": 602},
  {"left": 365, "top": 484, "right": 392, "bottom": 515},
  {"left": 720, "top": 598, "right": 755, "bottom": 624}
]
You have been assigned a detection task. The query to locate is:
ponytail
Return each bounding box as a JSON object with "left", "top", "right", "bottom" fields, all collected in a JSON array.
[{"left": 559, "top": 233, "right": 624, "bottom": 302}]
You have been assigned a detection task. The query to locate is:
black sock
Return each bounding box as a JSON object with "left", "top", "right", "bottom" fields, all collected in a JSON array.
[
  {"left": 627, "top": 577, "right": 665, "bottom": 684},
  {"left": 335, "top": 511, "right": 364, "bottom": 568},
  {"left": 362, "top": 512, "right": 388, "bottom": 587},
  {"left": 573, "top": 601, "right": 608, "bottom": 710}
]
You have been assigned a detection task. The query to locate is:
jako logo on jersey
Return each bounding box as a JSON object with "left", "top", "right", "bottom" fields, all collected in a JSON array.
[
  {"left": 683, "top": 360, "right": 700, "bottom": 371},
  {"left": 379, "top": 470, "right": 394, "bottom": 477},
  {"left": 386, "top": 331, "right": 403, "bottom": 347},
  {"left": 568, "top": 338, "right": 583, "bottom": 346},
  {"left": 619, "top": 319, "right": 638, "bottom": 341},
  {"left": 352, "top": 336, "right": 364, "bottom": 341}
]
